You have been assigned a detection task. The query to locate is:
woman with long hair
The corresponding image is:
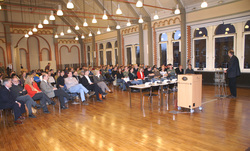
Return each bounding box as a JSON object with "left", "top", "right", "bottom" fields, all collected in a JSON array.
[
  {"left": 93, "top": 70, "right": 112, "bottom": 93},
  {"left": 24, "top": 75, "right": 55, "bottom": 113}
]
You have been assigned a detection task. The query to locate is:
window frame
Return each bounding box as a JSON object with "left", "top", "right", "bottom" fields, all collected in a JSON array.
[
  {"left": 192, "top": 36, "right": 208, "bottom": 70},
  {"left": 242, "top": 31, "right": 250, "bottom": 72},
  {"left": 158, "top": 36, "right": 168, "bottom": 67},
  {"left": 172, "top": 39, "right": 181, "bottom": 67},
  {"left": 125, "top": 46, "right": 132, "bottom": 65}
]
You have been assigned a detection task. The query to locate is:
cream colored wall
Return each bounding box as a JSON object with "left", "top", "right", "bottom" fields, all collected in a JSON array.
[
  {"left": 19, "top": 49, "right": 27, "bottom": 69},
  {"left": 59, "top": 44, "right": 81, "bottom": 65}
]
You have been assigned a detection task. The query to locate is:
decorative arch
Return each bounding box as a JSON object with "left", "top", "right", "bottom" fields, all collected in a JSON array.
[
  {"left": 59, "top": 45, "right": 70, "bottom": 65},
  {"left": 215, "top": 23, "right": 236, "bottom": 35},
  {"left": 0, "top": 46, "right": 6, "bottom": 69},
  {"left": 19, "top": 48, "right": 29, "bottom": 70},
  {"left": 41, "top": 48, "right": 50, "bottom": 61},
  {"left": 70, "top": 45, "right": 81, "bottom": 66},
  {"left": 106, "top": 42, "right": 112, "bottom": 49},
  {"left": 174, "top": 17, "right": 181, "bottom": 24}
]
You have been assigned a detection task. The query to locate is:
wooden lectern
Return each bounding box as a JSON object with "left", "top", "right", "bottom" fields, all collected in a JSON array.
[{"left": 177, "top": 74, "right": 202, "bottom": 112}]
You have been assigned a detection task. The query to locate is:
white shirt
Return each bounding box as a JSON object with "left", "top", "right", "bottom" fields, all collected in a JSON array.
[{"left": 84, "top": 75, "right": 92, "bottom": 84}]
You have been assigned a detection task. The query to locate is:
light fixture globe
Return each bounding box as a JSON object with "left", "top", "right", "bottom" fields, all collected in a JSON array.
[
  {"left": 116, "top": 25, "right": 121, "bottom": 29},
  {"left": 102, "top": 10, "right": 108, "bottom": 20},
  {"left": 38, "top": 20, "right": 43, "bottom": 28},
  {"left": 54, "top": 33, "right": 59, "bottom": 38},
  {"left": 175, "top": 5, "right": 180, "bottom": 14},
  {"left": 127, "top": 19, "right": 131, "bottom": 26},
  {"left": 43, "top": 16, "right": 49, "bottom": 24},
  {"left": 201, "top": 0, "right": 208, "bottom": 8},
  {"left": 81, "top": 34, "right": 85, "bottom": 39},
  {"left": 49, "top": 11, "right": 55, "bottom": 20},
  {"left": 107, "top": 25, "right": 111, "bottom": 32},
  {"left": 33, "top": 25, "right": 38, "bottom": 32},
  {"left": 57, "top": 5, "right": 63, "bottom": 16},
  {"left": 67, "top": 27, "right": 72, "bottom": 33},
  {"left": 97, "top": 29, "right": 101, "bottom": 35},
  {"left": 28, "top": 29, "right": 33, "bottom": 35},
  {"left": 136, "top": 0, "right": 143, "bottom": 7},
  {"left": 75, "top": 23, "right": 79, "bottom": 30},
  {"left": 92, "top": 15, "right": 97, "bottom": 23},
  {"left": 138, "top": 15, "right": 143, "bottom": 23},
  {"left": 89, "top": 32, "right": 92, "bottom": 37},
  {"left": 83, "top": 19, "right": 88, "bottom": 27},
  {"left": 116, "top": 4, "right": 122, "bottom": 15},
  {"left": 153, "top": 11, "right": 159, "bottom": 20},
  {"left": 67, "top": 0, "right": 74, "bottom": 9}
]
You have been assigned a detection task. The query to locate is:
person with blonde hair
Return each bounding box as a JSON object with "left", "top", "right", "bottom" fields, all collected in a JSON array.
[
  {"left": 24, "top": 75, "right": 55, "bottom": 113},
  {"left": 93, "top": 70, "right": 112, "bottom": 93}
]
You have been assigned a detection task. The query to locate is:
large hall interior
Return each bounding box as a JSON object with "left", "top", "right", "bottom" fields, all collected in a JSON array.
[{"left": 0, "top": 0, "right": 250, "bottom": 150}]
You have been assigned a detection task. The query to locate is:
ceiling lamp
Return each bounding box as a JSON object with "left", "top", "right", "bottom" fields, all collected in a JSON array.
[
  {"left": 49, "top": 11, "right": 55, "bottom": 20},
  {"left": 28, "top": 29, "right": 33, "bottom": 35},
  {"left": 43, "top": 16, "right": 49, "bottom": 24},
  {"left": 92, "top": 15, "right": 97, "bottom": 23},
  {"left": 97, "top": 29, "right": 101, "bottom": 35},
  {"left": 136, "top": 0, "right": 143, "bottom": 7},
  {"left": 201, "top": 0, "right": 208, "bottom": 8},
  {"left": 67, "top": 0, "right": 74, "bottom": 9},
  {"left": 138, "top": 15, "right": 143, "bottom": 23},
  {"left": 116, "top": 4, "right": 122, "bottom": 15},
  {"left": 199, "top": 31, "right": 202, "bottom": 34},
  {"left": 75, "top": 36, "right": 79, "bottom": 40},
  {"left": 89, "top": 32, "right": 92, "bottom": 37},
  {"left": 175, "top": 4, "right": 180, "bottom": 14},
  {"left": 38, "top": 20, "right": 43, "bottom": 28},
  {"left": 81, "top": 34, "right": 85, "bottom": 39},
  {"left": 245, "top": 25, "right": 249, "bottom": 29},
  {"left": 116, "top": 24, "right": 121, "bottom": 29},
  {"left": 225, "top": 27, "right": 229, "bottom": 31},
  {"left": 57, "top": 5, "right": 63, "bottom": 16},
  {"left": 33, "top": 25, "right": 38, "bottom": 32},
  {"left": 24, "top": 31, "right": 29, "bottom": 38},
  {"left": 107, "top": 25, "right": 111, "bottom": 32},
  {"left": 67, "top": 27, "right": 72, "bottom": 33},
  {"left": 60, "top": 31, "right": 64, "bottom": 36},
  {"left": 54, "top": 33, "right": 59, "bottom": 38},
  {"left": 75, "top": 23, "right": 79, "bottom": 30},
  {"left": 153, "top": 11, "right": 159, "bottom": 20},
  {"left": 0, "top": 5, "right": 2, "bottom": 10},
  {"left": 127, "top": 19, "right": 131, "bottom": 26},
  {"left": 102, "top": 10, "right": 108, "bottom": 20},
  {"left": 83, "top": 19, "right": 88, "bottom": 27}
]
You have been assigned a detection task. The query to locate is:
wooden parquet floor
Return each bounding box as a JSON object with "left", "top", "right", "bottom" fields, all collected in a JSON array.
[{"left": 0, "top": 85, "right": 250, "bottom": 151}]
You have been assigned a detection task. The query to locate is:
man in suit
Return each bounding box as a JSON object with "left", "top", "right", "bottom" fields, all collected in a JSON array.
[
  {"left": 40, "top": 74, "right": 70, "bottom": 109},
  {"left": 0, "top": 78, "right": 26, "bottom": 124},
  {"left": 225, "top": 50, "right": 241, "bottom": 98},
  {"left": 80, "top": 70, "right": 107, "bottom": 102},
  {"left": 10, "top": 77, "right": 41, "bottom": 118}
]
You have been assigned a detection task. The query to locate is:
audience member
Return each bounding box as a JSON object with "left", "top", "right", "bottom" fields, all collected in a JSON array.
[
  {"left": 93, "top": 70, "right": 112, "bottom": 93},
  {"left": 175, "top": 65, "right": 184, "bottom": 75},
  {"left": 185, "top": 64, "right": 195, "bottom": 74}
]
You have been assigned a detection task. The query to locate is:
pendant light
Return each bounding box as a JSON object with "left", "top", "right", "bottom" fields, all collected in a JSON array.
[
  {"left": 49, "top": 11, "right": 55, "bottom": 20},
  {"left": 25, "top": 31, "right": 29, "bottom": 38},
  {"left": 138, "top": 15, "right": 143, "bottom": 23},
  {"left": 33, "top": 25, "right": 38, "bottom": 32},
  {"left": 102, "top": 10, "right": 108, "bottom": 20},
  {"left": 153, "top": 11, "right": 159, "bottom": 20},
  {"left": 116, "top": 4, "right": 122, "bottom": 15},
  {"left": 107, "top": 25, "right": 111, "bottom": 32},
  {"left": 0, "top": 5, "right": 2, "bottom": 10},
  {"left": 67, "top": 0, "right": 74, "bottom": 9},
  {"left": 43, "top": 16, "right": 49, "bottom": 24},
  {"left": 75, "top": 36, "right": 79, "bottom": 40},
  {"left": 60, "top": 31, "right": 64, "bottom": 36},
  {"left": 136, "top": 0, "right": 143, "bottom": 7},
  {"left": 116, "top": 24, "right": 121, "bottom": 29},
  {"left": 57, "top": 5, "right": 63, "bottom": 16},
  {"left": 89, "top": 32, "right": 92, "bottom": 37},
  {"left": 81, "top": 34, "right": 85, "bottom": 39},
  {"left": 92, "top": 15, "right": 97, "bottom": 23},
  {"left": 75, "top": 23, "right": 79, "bottom": 30},
  {"left": 201, "top": 0, "right": 208, "bottom": 8},
  {"left": 97, "top": 29, "right": 101, "bottom": 35},
  {"left": 55, "top": 33, "right": 59, "bottom": 38},
  {"left": 38, "top": 20, "right": 43, "bottom": 28},
  {"left": 83, "top": 19, "right": 88, "bottom": 27},
  {"left": 127, "top": 19, "right": 131, "bottom": 26},
  {"left": 28, "top": 29, "right": 33, "bottom": 35},
  {"left": 67, "top": 27, "right": 72, "bottom": 33},
  {"left": 175, "top": 4, "right": 180, "bottom": 14}
]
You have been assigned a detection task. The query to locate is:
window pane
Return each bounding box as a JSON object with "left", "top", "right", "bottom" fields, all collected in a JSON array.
[
  {"left": 215, "top": 36, "right": 234, "bottom": 68},
  {"left": 160, "top": 33, "right": 168, "bottom": 42},
  {"left": 100, "top": 51, "right": 103, "bottom": 65},
  {"left": 173, "top": 42, "right": 180, "bottom": 67},
  {"left": 194, "top": 39, "right": 206, "bottom": 68},
  {"left": 106, "top": 51, "right": 112, "bottom": 65},
  {"left": 160, "top": 43, "right": 167, "bottom": 66},
  {"left": 136, "top": 46, "right": 140, "bottom": 65},
  {"left": 244, "top": 34, "right": 250, "bottom": 68},
  {"left": 126, "top": 47, "right": 131, "bottom": 65}
]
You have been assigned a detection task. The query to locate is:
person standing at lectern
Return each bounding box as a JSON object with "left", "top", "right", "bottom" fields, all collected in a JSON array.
[{"left": 225, "top": 50, "right": 241, "bottom": 98}]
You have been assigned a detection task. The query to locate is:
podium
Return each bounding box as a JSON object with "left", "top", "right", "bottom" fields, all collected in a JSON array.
[{"left": 177, "top": 74, "right": 202, "bottom": 113}]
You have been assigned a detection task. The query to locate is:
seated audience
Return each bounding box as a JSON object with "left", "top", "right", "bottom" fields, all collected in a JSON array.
[
  {"left": 73, "top": 71, "right": 80, "bottom": 82},
  {"left": 47, "top": 71, "right": 56, "bottom": 85},
  {"left": 128, "top": 68, "right": 143, "bottom": 85},
  {"left": 167, "top": 64, "right": 176, "bottom": 79},
  {"left": 93, "top": 70, "right": 112, "bottom": 93},
  {"left": 80, "top": 70, "right": 107, "bottom": 102},
  {"left": 0, "top": 78, "right": 26, "bottom": 124},
  {"left": 40, "top": 74, "right": 70, "bottom": 109},
  {"left": 57, "top": 71, "right": 65, "bottom": 89},
  {"left": 185, "top": 64, "right": 195, "bottom": 74},
  {"left": 64, "top": 72, "right": 90, "bottom": 105},
  {"left": 25, "top": 75, "right": 55, "bottom": 113},
  {"left": 11, "top": 77, "right": 41, "bottom": 118},
  {"left": 116, "top": 68, "right": 127, "bottom": 91},
  {"left": 20, "top": 71, "right": 26, "bottom": 87},
  {"left": 175, "top": 65, "right": 184, "bottom": 75},
  {"left": 137, "top": 67, "right": 145, "bottom": 80}
]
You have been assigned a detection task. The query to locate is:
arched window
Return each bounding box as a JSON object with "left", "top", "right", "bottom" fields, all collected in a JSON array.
[
  {"left": 244, "top": 20, "right": 250, "bottom": 69},
  {"left": 99, "top": 43, "right": 103, "bottom": 49},
  {"left": 159, "top": 33, "right": 168, "bottom": 66},
  {"left": 172, "top": 30, "right": 181, "bottom": 67},
  {"left": 194, "top": 27, "right": 207, "bottom": 69},
  {"left": 214, "top": 24, "right": 236, "bottom": 68},
  {"left": 106, "top": 42, "right": 112, "bottom": 49}
]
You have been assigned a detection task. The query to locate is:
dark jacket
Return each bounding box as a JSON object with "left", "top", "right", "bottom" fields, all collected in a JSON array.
[
  {"left": 10, "top": 84, "right": 27, "bottom": 100},
  {"left": 56, "top": 76, "right": 65, "bottom": 88},
  {"left": 80, "top": 76, "right": 93, "bottom": 88},
  {"left": 227, "top": 55, "right": 241, "bottom": 78},
  {"left": 128, "top": 73, "right": 136, "bottom": 81},
  {"left": 0, "top": 86, "right": 15, "bottom": 109},
  {"left": 175, "top": 68, "right": 184, "bottom": 74}
]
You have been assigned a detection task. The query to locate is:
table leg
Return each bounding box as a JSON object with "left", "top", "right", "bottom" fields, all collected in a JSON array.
[
  {"left": 130, "top": 87, "right": 131, "bottom": 108},
  {"left": 140, "top": 89, "right": 142, "bottom": 110},
  {"left": 161, "top": 85, "right": 163, "bottom": 106}
]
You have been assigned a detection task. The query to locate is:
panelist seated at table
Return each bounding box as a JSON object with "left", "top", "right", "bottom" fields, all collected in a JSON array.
[
  {"left": 144, "top": 66, "right": 154, "bottom": 82},
  {"left": 175, "top": 65, "right": 184, "bottom": 75},
  {"left": 166, "top": 64, "right": 177, "bottom": 80},
  {"left": 185, "top": 64, "right": 195, "bottom": 74},
  {"left": 128, "top": 68, "right": 143, "bottom": 85}
]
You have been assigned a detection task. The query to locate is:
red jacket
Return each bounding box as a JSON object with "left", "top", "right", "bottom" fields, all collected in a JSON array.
[
  {"left": 137, "top": 71, "right": 145, "bottom": 80},
  {"left": 25, "top": 82, "right": 41, "bottom": 98}
]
